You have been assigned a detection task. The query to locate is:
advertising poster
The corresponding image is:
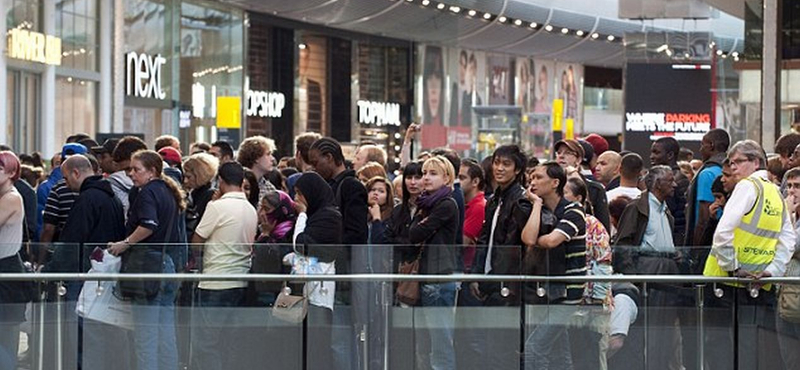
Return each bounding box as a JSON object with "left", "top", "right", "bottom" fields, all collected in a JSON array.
[
  {"left": 297, "top": 35, "right": 327, "bottom": 134},
  {"left": 488, "top": 55, "right": 512, "bottom": 105},
  {"left": 515, "top": 57, "right": 532, "bottom": 113},
  {"left": 533, "top": 59, "right": 555, "bottom": 114},
  {"left": 419, "top": 44, "right": 447, "bottom": 149},
  {"left": 445, "top": 48, "right": 485, "bottom": 150},
  {"left": 556, "top": 63, "right": 581, "bottom": 121},
  {"left": 624, "top": 63, "right": 713, "bottom": 160}
]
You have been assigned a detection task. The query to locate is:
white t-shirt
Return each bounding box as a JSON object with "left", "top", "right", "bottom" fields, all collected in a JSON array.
[
  {"left": 194, "top": 191, "right": 258, "bottom": 290},
  {"left": 606, "top": 186, "right": 642, "bottom": 203},
  {"left": 609, "top": 293, "right": 638, "bottom": 336}
]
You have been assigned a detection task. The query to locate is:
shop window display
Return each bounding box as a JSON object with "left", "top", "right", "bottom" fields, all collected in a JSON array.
[{"left": 296, "top": 34, "right": 328, "bottom": 136}]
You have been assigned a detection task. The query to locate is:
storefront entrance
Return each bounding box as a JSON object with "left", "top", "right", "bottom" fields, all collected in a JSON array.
[{"left": 7, "top": 70, "right": 40, "bottom": 154}]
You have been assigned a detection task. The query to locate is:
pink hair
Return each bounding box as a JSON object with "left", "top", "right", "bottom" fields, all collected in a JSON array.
[{"left": 0, "top": 151, "right": 20, "bottom": 182}]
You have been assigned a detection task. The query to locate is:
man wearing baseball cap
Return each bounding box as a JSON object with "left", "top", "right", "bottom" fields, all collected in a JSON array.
[
  {"left": 554, "top": 139, "right": 611, "bottom": 231},
  {"left": 91, "top": 138, "right": 119, "bottom": 175},
  {"left": 40, "top": 143, "right": 89, "bottom": 242}
]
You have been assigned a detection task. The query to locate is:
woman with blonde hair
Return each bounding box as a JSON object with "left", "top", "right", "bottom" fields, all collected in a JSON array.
[
  {"left": 183, "top": 153, "right": 219, "bottom": 240},
  {"left": 407, "top": 155, "right": 459, "bottom": 369}
]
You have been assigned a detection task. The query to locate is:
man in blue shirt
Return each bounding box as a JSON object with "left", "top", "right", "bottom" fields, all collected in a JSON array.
[{"left": 685, "top": 129, "right": 730, "bottom": 246}]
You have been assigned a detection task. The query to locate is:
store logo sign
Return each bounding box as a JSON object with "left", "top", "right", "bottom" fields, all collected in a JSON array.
[
  {"left": 126, "top": 52, "right": 166, "bottom": 100},
  {"left": 7, "top": 29, "right": 62, "bottom": 65},
  {"left": 246, "top": 90, "right": 285, "bottom": 118},
  {"left": 357, "top": 100, "right": 401, "bottom": 126},
  {"left": 625, "top": 112, "right": 711, "bottom": 141}
]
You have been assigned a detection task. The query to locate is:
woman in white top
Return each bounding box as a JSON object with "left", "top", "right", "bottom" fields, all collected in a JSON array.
[{"left": 0, "top": 150, "right": 26, "bottom": 370}]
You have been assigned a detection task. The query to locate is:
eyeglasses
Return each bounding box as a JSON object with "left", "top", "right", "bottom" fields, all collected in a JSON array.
[{"left": 729, "top": 157, "right": 753, "bottom": 167}]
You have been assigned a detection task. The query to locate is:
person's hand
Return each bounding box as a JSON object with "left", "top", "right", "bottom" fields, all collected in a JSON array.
[
  {"left": 212, "top": 188, "right": 222, "bottom": 201},
  {"left": 404, "top": 123, "right": 421, "bottom": 143},
  {"left": 469, "top": 282, "right": 485, "bottom": 301},
  {"left": 734, "top": 268, "right": 754, "bottom": 278},
  {"left": 708, "top": 202, "right": 721, "bottom": 217},
  {"left": 261, "top": 216, "right": 276, "bottom": 236},
  {"left": 369, "top": 204, "right": 382, "bottom": 221},
  {"left": 295, "top": 200, "right": 307, "bottom": 213},
  {"left": 107, "top": 241, "right": 130, "bottom": 256},
  {"left": 526, "top": 186, "right": 542, "bottom": 204},
  {"left": 752, "top": 270, "right": 772, "bottom": 290}
]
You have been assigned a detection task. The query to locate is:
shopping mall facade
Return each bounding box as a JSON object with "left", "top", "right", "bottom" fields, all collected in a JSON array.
[{"left": 0, "top": 0, "right": 792, "bottom": 165}]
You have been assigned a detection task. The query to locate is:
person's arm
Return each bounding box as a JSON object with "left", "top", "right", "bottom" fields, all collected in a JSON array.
[
  {"left": 521, "top": 199, "right": 543, "bottom": 247},
  {"left": 0, "top": 194, "right": 21, "bottom": 228},
  {"left": 408, "top": 199, "right": 458, "bottom": 244},
  {"left": 763, "top": 205, "right": 797, "bottom": 277},
  {"left": 693, "top": 202, "right": 713, "bottom": 246},
  {"left": 539, "top": 205, "right": 584, "bottom": 249},
  {"left": 400, "top": 123, "right": 419, "bottom": 167},
  {"left": 39, "top": 223, "right": 56, "bottom": 244},
  {"left": 107, "top": 226, "right": 155, "bottom": 255},
  {"left": 711, "top": 180, "right": 757, "bottom": 272}
]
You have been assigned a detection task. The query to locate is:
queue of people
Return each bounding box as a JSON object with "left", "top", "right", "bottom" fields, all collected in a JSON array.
[{"left": 0, "top": 127, "right": 799, "bottom": 370}]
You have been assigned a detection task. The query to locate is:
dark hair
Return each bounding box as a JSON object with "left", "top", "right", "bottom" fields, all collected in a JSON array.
[
  {"left": 540, "top": 161, "right": 566, "bottom": 196},
  {"left": 705, "top": 128, "right": 731, "bottom": 153},
  {"left": 66, "top": 133, "right": 91, "bottom": 144},
  {"left": 776, "top": 133, "right": 800, "bottom": 157},
  {"left": 310, "top": 137, "right": 345, "bottom": 166},
  {"left": 281, "top": 167, "right": 299, "bottom": 178},
  {"left": 609, "top": 195, "right": 633, "bottom": 224},
  {"left": 527, "top": 156, "right": 540, "bottom": 169},
  {"left": 655, "top": 137, "right": 680, "bottom": 161},
  {"left": 768, "top": 155, "right": 785, "bottom": 181},
  {"left": 431, "top": 148, "right": 460, "bottom": 174},
  {"left": 565, "top": 177, "right": 592, "bottom": 214},
  {"left": 395, "top": 161, "right": 424, "bottom": 236},
  {"left": 481, "top": 156, "right": 495, "bottom": 190},
  {"left": 679, "top": 147, "right": 694, "bottom": 162},
  {"left": 155, "top": 135, "right": 180, "bottom": 152},
  {"left": 113, "top": 136, "right": 148, "bottom": 163},
  {"left": 243, "top": 168, "right": 260, "bottom": 207},
  {"left": 86, "top": 153, "right": 100, "bottom": 174},
  {"left": 211, "top": 141, "right": 234, "bottom": 159},
  {"left": 492, "top": 145, "right": 527, "bottom": 185},
  {"left": 218, "top": 162, "right": 245, "bottom": 187},
  {"left": 191, "top": 142, "right": 211, "bottom": 153},
  {"left": 620, "top": 153, "right": 644, "bottom": 180},
  {"left": 0, "top": 145, "right": 13, "bottom": 152},
  {"left": 460, "top": 158, "right": 485, "bottom": 191},
  {"left": 266, "top": 169, "right": 285, "bottom": 191},
  {"left": 787, "top": 167, "right": 800, "bottom": 180},
  {"left": 711, "top": 175, "right": 726, "bottom": 196}
]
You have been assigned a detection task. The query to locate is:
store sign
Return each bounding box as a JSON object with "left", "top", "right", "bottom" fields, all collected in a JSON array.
[
  {"left": 7, "top": 29, "right": 62, "bottom": 66},
  {"left": 125, "top": 52, "right": 166, "bottom": 100},
  {"left": 246, "top": 90, "right": 285, "bottom": 118},
  {"left": 357, "top": 100, "right": 401, "bottom": 126},
  {"left": 625, "top": 112, "right": 711, "bottom": 141},
  {"left": 179, "top": 110, "right": 192, "bottom": 129}
]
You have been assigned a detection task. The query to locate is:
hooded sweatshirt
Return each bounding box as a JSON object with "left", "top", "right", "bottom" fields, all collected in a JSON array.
[
  {"left": 48, "top": 176, "right": 127, "bottom": 272},
  {"left": 294, "top": 172, "right": 344, "bottom": 265}
]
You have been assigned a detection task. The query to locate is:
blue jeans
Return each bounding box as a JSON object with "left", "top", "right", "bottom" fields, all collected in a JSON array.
[
  {"left": 191, "top": 288, "right": 245, "bottom": 370},
  {"left": 524, "top": 305, "right": 574, "bottom": 370},
  {"left": 0, "top": 321, "right": 20, "bottom": 370},
  {"left": 131, "top": 256, "right": 178, "bottom": 370},
  {"left": 420, "top": 281, "right": 457, "bottom": 370}
]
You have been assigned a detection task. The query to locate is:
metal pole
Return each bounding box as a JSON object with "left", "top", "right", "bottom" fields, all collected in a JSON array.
[
  {"left": 761, "top": 0, "right": 782, "bottom": 153},
  {"left": 697, "top": 284, "right": 705, "bottom": 370}
]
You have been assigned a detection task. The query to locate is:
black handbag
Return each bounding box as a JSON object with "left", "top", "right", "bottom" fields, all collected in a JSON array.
[
  {"left": 0, "top": 253, "right": 36, "bottom": 304},
  {"left": 118, "top": 248, "right": 163, "bottom": 299}
]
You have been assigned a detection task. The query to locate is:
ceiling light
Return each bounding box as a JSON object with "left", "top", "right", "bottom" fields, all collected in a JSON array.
[
  {"left": 529, "top": 22, "right": 538, "bottom": 28},
  {"left": 406, "top": 0, "right": 413, "bottom": 2},
  {"left": 298, "top": 43, "right": 307, "bottom": 50},
  {"left": 467, "top": 9, "right": 476, "bottom": 17},
  {"left": 498, "top": 16, "right": 507, "bottom": 23},
  {"left": 544, "top": 25, "right": 553, "bottom": 32},
  {"left": 575, "top": 30, "right": 584, "bottom": 36},
  {"left": 514, "top": 19, "right": 523, "bottom": 26},
  {"left": 591, "top": 33, "right": 599, "bottom": 39},
  {"left": 734, "top": 55, "right": 740, "bottom": 61},
  {"left": 436, "top": 3, "right": 445, "bottom": 10},
  {"left": 655, "top": 44, "right": 668, "bottom": 52},
  {"left": 732, "top": 51, "right": 739, "bottom": 57},
  {"left": 421, "top": 0, "right": 430, "bottom": 5},
  {"left": 607, "top": 35, "right": 615, "bottom": 41},
  {"left": 561, "top": 28, "right": 569, "bottom": 34},
  {"left": 449, "top": 6, "right": 461, "bottom": 13},
  {"left": 716, "top": 49, "right": 723, "bottom": 56},
  {"left": 684, "top": 52, "right": 690, "bottom": 58},
  {"left": 483, "top": 12, "right": 492, "bottom": 19},
  {"left": 721, "top": 53, "right": 727, "bottom": 59}
]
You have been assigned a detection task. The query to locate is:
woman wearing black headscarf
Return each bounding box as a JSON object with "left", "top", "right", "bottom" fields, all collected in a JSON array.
[{"left": 291, "top": 172, "right": 342, "bottom": 368}]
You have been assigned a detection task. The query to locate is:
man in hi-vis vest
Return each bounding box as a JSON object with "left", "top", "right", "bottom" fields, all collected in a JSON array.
[{"left": 704, "top": 140, "right": 796, "bottom": 369}]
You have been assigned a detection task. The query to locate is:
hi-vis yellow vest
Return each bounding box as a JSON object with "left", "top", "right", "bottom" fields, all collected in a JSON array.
[{"left": 703, "top": 176, "right": 784, "bottom": 290}]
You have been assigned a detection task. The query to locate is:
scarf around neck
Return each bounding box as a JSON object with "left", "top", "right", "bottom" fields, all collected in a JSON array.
[{"left": 416, "top": 186, "right": 451, "bottom": 212}]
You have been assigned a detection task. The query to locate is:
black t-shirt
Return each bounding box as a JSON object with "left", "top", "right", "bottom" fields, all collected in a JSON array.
[{"left": 127, "top": 179, "right": 180, "bottom": 248}]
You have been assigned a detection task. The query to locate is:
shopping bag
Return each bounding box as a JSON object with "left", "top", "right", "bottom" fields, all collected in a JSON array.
[{"left": 75, "top": 249, "right": 134, "bottom": 330}]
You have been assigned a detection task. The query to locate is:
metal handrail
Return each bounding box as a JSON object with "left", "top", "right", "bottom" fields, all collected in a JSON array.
[{"left": 0, "top": 273, "right": 797, "bottom": 284}]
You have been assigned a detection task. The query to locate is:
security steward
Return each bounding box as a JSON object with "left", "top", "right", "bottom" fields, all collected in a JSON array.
[{"left": 703, "top": 140, "right": 796, "bottom": 370}]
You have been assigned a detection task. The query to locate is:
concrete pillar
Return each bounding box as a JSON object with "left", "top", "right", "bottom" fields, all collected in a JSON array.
[
  {"left": 42, "top": 0, "right": 56, "bottom": 157},
  {"left": 113, "top": 0, "right": 124, "bottom": 133},
  {"left": 99, "top": 0, "right": 113, "bottom": 133},
  {"left": 761, "top": 0, "right": 781, "bottom": 153},
  {"left": 0, "top": 0, "right": 8, "bottom": 146}
]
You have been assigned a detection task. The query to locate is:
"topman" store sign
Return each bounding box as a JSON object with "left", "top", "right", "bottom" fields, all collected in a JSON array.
[{"left": 7, "top": 29, "right": 62, "bottom": 66}]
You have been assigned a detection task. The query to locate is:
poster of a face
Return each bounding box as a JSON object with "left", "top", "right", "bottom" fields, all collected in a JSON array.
[
  {"left": 448, "top": 49, "right": 485, "bottom": 127},
  {"left": 489, "top": 55, "right": 511, "bottom": 105},
  {"left": 533, "top": 59, "right": 555, "bottom": 114},
  {"left": 556, "top": 63, "right": 582, "bottom": 121},
  {"left": 422, "top": 45, "right": 444, "bottom": 126},
  {"left": 515, "top": 57, "right": 532, "bottom": 112},
  {"left": 297, "top": 35, "right": 328, "bottom": 134}
]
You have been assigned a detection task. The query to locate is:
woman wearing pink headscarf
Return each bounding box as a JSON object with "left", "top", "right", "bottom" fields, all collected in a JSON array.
[{"left": 250, "top": 190, "right": 298, "bottom": 306}]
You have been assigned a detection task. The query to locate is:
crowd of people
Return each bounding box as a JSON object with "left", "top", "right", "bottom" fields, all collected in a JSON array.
[{"left": 0, "top": 126, "right": 798, "bottom": 370}]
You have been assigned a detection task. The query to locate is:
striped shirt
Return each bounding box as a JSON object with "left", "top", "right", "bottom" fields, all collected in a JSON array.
[
  {"left": 553, "top": 199, "right": 587, "bottom": 302},
  {"left": 42, "top": 179, "right": 79, "bottom": 236}
]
